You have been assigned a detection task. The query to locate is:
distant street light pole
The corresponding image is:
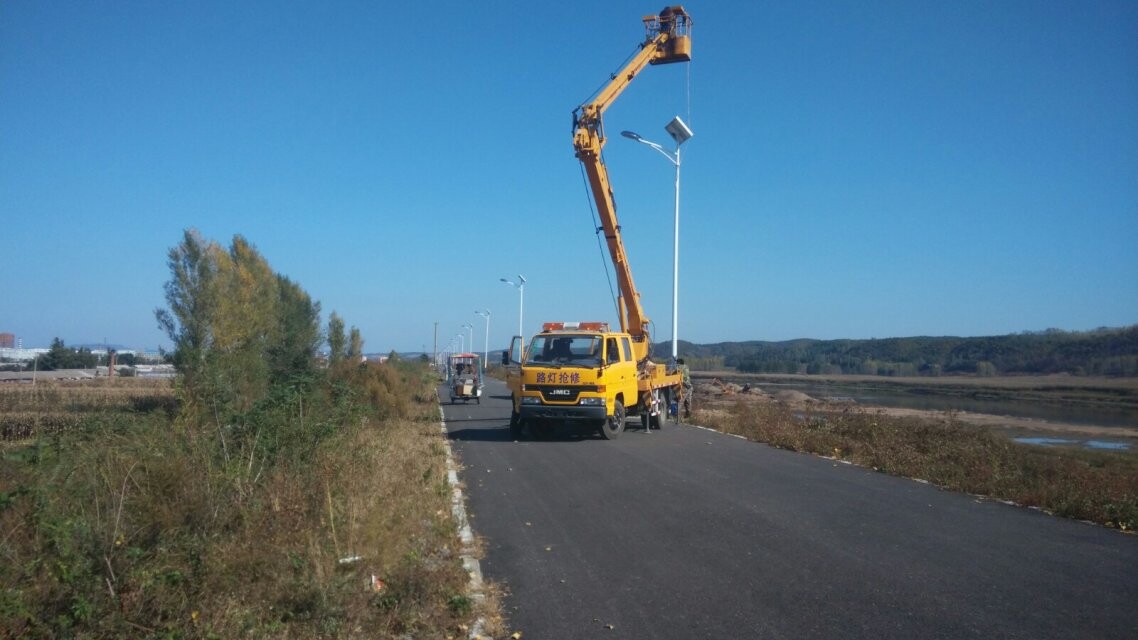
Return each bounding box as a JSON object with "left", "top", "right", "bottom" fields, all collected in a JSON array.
[
  {"left": 475, "top": 309, "right": 491, "bottom": 363},
  {"left": 457, "top": 333, "right": 465, "bottom": 353},
  {"left": 621, "top": 116, "right": 693, "bottom": 360},
  {"left": 462, "top": 323, "right": 474, "bottom": 357},
  {"left": 500, "top": 275, "right": 527, "bottom": 339}
]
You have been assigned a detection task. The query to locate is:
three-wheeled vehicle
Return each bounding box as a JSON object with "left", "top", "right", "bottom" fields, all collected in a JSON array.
[{"left": 448, "top": 353, "right": 483, "bottom": 404}]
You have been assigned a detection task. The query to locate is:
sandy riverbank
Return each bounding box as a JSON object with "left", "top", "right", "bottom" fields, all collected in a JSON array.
[{"left": 866, "top": 405, "right": 1138, "bottom": 440}]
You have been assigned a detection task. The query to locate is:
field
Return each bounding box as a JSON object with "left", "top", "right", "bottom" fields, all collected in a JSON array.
[
  {"left": 1, "top": 378, "right": 177, "bottom": 442},
  {"left": 0, "top": 367, "right": 497, "bottom": 638}
]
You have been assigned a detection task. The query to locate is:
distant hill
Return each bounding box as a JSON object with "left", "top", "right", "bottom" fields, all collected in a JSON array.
[{"left": 656, "top": 326, "right": 1138, "bottom": 377}]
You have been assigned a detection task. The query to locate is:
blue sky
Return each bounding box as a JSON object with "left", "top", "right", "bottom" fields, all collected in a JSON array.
[{"left": 2, "top": 0, "right": 1135, "bottom": 354}]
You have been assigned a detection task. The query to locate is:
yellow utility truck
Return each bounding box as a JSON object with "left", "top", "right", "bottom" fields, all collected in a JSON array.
[{"left": 503, "top": 6, "right": 692, "bottom": 440}]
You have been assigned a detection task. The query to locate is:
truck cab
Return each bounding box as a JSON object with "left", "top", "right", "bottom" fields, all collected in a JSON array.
[{"left": 504, "top": 322, "right": 673, "bottom": 439}]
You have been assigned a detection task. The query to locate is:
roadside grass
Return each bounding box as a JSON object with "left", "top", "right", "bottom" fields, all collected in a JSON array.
[
  {"left": 0, "top": 363, "right": 488, "bottom": 638},
  {"left": 696, "top": 401, "right": 1138, "bottom": 532}
]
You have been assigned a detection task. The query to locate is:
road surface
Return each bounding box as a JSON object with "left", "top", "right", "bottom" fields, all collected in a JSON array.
[{"left": 441, "top": 378, "right": 1137, "bottom": 639}]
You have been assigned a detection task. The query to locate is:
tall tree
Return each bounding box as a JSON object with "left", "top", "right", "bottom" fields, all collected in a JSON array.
[
  {"left": 348, "top": 327, "right": 364, "bottom": 362},
  {"left": 327, "top": 312, "right": 346, "bottom": 366},
  {"left": 156, "top": 229, "right": 221, "bottom": 405},
  {"left": 211, "top": 235, "right": 278, "bottom": 409},
  {"left": 268, "top": 275, "right": 321, "bottom": 383}
]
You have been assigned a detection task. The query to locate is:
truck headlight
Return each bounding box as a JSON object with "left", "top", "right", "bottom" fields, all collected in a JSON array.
[
  {"left": 578, "top": 397, "right": 605, "bottom": 406},
  {"left": 521, "top": 396, "right": 542, "bottom": 405}
]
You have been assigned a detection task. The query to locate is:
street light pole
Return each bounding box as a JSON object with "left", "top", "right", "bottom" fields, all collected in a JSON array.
[
  {"left": 621, "top": 116, "right": 693, "bottom": 360},
  {"left": 500, "top": 275, "right": 526, "bottom": 339},
  {"left": 462, "top": 323, "right": 473, "bottom": 358},
  {"left": 475, "top": 310, "right": 491, "bottom": 364}
]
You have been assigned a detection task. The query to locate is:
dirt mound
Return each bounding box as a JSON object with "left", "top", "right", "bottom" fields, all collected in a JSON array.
[{"left": 772, "top": 390, "right": 815, "bottom": 404}]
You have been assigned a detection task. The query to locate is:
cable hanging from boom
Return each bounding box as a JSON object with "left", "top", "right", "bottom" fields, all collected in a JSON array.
[{"left": 578, "top": 159, "right": 621, "bottom": 321}]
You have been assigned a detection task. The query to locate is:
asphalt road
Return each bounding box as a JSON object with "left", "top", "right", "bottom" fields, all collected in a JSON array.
[{"left": 441, "top": 378, "right": 1138, "bottom": 639}]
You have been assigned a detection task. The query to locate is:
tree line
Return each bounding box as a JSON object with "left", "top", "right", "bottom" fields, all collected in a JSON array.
[
  {"left": 0, "top": 339, "right": 142, "bottom": 372},
  {"left": 665, "top": 326, "right": 1138, "bottom": 377}
]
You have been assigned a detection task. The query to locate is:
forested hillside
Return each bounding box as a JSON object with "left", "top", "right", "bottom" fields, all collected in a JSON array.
[{"left": 667, "top": 326, "right": 1138, "bottom": 376}]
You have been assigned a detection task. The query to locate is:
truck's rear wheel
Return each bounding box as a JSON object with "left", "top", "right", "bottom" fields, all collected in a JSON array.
[{"left": 599, "top": 400, "right": 625, "bottom": 440}]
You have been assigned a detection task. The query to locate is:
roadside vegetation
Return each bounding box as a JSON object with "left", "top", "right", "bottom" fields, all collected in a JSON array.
[
  {"left": 1, "top": 230, "right": 484, "bottom": 638},
  {"left": 695, "top": 401, "right": 1138, "bottom": 532}
]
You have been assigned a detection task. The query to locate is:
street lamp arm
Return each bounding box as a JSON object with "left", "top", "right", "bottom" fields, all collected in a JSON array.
[{"left": 621, "top": 131, "right": 677, "bottom": 165}]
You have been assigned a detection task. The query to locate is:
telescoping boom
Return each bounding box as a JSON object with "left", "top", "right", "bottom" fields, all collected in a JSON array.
[{"left": 572, "top": 5, "right": 692, "bottom": 362}]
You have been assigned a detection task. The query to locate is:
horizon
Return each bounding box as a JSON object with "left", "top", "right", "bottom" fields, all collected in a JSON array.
[{"left": 4, "top": 324, "right": 1134, "bottom": 355}]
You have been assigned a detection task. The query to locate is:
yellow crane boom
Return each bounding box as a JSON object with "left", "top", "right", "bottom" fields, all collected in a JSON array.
[{"left": 572, "top": 6, "right": 692, "bottom": 361}]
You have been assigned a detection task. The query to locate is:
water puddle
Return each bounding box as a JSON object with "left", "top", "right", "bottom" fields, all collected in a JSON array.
[{"left": 1014, "top": 436, "right": 1131, "bottom": 451}]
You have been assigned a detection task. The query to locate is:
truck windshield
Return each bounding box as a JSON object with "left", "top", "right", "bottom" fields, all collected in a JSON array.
[{"left": 525, "top": 335, "right": 603, "bottom": 367}]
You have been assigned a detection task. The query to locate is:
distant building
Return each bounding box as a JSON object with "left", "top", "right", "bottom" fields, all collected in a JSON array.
[{"left": 0, "top": 333, "right": 13, "bottom": 348}]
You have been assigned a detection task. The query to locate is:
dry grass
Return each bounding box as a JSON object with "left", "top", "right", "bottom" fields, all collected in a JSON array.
[
  {"left": 696, "top": 401, "right": 1138, "bottom": 531},
  {"left": 0, "top": 363, "right": 484, "bottom": 638},
  {"left": 0, "top": 378, "right": 177, "bottom": 424}
]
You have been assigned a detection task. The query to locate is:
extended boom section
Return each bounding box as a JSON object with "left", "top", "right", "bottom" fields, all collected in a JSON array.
[{"left": 572, "top": 6, "right": 692, "bottom": 357}]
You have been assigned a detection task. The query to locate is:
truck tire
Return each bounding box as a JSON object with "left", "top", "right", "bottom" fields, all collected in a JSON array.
[
  {"left": 599, "top": 400, "right": 625, "bottom": 440},
  {"left": 531, "top": 420, "right": 556, "bottom": 440}
]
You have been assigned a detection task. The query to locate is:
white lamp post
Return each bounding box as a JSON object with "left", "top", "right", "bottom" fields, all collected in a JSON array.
[
  {"left": 621, "top": 115, "right": 693, "bottom": 360},
  {"left": 462, "top": 323, "right": 474, "bottom": 357},
  {"left": 457, "top": 333, "right": 465, "bottom": 354},
  {"left": 500, "top": 275, "right": 526, "bottom": 339},
  {"left": 475, "top": 309, "right": 491, "bottom": 363}
]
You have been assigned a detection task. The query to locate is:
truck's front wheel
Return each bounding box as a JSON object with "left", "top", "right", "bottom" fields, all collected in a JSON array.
[{"left": 599, "top": 400, "right": 625, "bottom": 440}]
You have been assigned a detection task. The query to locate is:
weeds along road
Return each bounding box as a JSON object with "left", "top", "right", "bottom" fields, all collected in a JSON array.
[{"left": 441, "top": 378, "right": 1138, "bottom": 640}]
